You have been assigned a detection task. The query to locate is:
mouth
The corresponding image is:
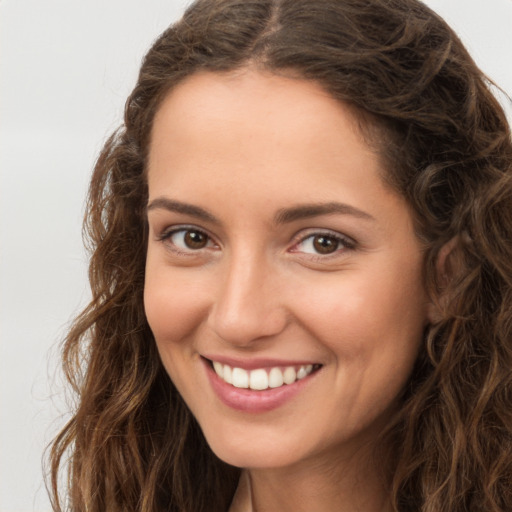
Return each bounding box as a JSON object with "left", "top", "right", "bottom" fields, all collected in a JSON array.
[
  {"left": 201, "top": 356, "right": 323, "bottom": 413},
  {"left": 204, "top": 357, "right": 323, "bottom": 391}
]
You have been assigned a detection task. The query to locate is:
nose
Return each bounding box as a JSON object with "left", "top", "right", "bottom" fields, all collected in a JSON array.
[{"left": 207, "top": 249, "right": 288, "bottom": 347}]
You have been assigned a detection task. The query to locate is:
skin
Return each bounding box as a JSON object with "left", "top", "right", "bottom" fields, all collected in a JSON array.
[{"left": 144, "top": 69, "right": 433, "bottom": 511}]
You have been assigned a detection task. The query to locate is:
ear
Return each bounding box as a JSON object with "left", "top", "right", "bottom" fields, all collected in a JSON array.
[{"left": 426, "top": 236, "right": 460, "bottom": 324}]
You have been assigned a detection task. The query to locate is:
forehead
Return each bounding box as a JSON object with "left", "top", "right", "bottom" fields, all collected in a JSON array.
[
  {"left": 149, "top": 70, "right": 379, "bottom": 181},
  {"left": 146, "top": 70, "right": 409, "bottom": 226}
]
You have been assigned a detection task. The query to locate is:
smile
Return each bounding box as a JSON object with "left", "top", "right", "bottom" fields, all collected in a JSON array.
[
  {"left": 211, "top": 360, "right": 320, "bottom": 390},
  {"left": 202, "top": 357, "right": 323, "bottom": 413}
]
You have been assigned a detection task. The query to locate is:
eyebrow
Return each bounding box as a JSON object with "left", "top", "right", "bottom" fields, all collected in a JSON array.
[
  {"left": 147, "top": 197, "right": 375, "bottom": 225},
  {"left": 147, "top": 198, "right": 220, "bottom": 224},
  {"left": 274, "top": 202, "right": 375, "bottom": 224}
]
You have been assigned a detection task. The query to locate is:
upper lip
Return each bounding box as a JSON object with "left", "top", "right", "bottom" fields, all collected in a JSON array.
[{"left": 201, "top": 354, "right": 321, "bottom": 370}]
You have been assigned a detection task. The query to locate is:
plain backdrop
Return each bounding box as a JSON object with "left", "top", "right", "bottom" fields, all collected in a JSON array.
[{"left": 1, "top": 1, "right": 511, "bottom": 510}]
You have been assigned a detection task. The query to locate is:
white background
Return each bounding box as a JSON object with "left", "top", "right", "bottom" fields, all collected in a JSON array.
[{"left": 1, "top": 1, "right": 511, "bottom": 510}]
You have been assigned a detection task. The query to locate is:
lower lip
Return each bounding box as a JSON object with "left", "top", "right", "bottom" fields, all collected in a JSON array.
[{"left": 203, "top": 359, "right": 319, "bottom": 413}]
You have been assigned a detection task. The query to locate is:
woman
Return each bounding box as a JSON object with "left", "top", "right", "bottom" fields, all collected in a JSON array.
[{"left": 48, "top": 0, "right": 512, "bottom": 510}]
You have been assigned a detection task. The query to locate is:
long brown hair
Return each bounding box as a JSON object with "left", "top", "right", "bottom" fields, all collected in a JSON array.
[{"left": 48, "top": 1, "right": 512, "bottom": 510}]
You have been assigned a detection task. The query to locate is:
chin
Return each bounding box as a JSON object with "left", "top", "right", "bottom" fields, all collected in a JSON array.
[
  {"left": 210, "top": 443, "right": 300, "bottom": 470},
  {"left": 201, "top": 425, "right": 304, "bottom": 470}
]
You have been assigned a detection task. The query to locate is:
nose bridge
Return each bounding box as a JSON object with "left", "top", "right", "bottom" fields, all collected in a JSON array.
[{"left": 208, "top": 244, "right": 286, "bottom": 345}]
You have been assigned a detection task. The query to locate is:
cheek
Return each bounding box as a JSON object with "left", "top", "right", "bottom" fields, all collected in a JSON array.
[
  {"left": 293, "top": 260, "right": 427, "bottom": 378},
  {"left": 143, "top": 262, "right": 208, "bottom": 359},
  {"left": 297, "top": 271, "right": 425, "bottom": 429},
  {"left": 143, "top": 272, "right": 209, "bottom": 413},
  {"left": 303, "top": 277, "right": 423, "bottom": 333}
]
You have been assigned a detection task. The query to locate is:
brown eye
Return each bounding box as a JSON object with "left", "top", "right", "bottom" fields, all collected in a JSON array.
[
  {"left": 163, "top": 228, "right": 213, "bottom": 252},
  {"left": 312, "top": 235, "right": 339, "bottom": 254},
  {"left": 183, "top": 230, "right": 208, "bottom": 249},
  {"left": 292, "top": 231, "right": 353, "bottom": 257}
]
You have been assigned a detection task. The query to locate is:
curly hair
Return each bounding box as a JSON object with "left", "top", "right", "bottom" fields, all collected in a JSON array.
[{"left": 48, "top": 0, "right": 512, "bottom": 511}]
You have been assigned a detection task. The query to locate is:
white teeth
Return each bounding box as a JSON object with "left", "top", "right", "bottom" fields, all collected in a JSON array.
[
  {"left": 283, "top": 366, "right": 296, "bottom": 385},
  {"left": 268, "top": 367, "right": 284, "bottom": 388},
  {"left": 249, "top": 369, "right": 268, "bottom": 390},
  {"left": 297, "top": 365, "right": 312, "bottom": 380},
  {"left": 223, "top": 365, "right": 232, "bottom": 385},
  {"left": 212, "top": 361, "right": 317, "bottom": 390},
  {"left": 232, "top": 367, "right": 249, "bottom": 388},
  {"left": 213, "top": 361, "right": 223, "bottom": 377}
]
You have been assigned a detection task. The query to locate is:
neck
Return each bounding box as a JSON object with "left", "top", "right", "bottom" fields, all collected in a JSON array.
[{"left": 228, "top": 444, "right": 392, "bottom": 512}]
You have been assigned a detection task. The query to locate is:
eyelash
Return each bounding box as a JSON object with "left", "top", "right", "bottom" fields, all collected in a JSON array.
[
  {"left": 157, "top": 225, "right": 218, "bottom": 256},
  {"left": 289, "top": 230, "right": 356, "bottom": 259},
  {"left": 157, "top": 226, "right": 356, "bottom": 258}
]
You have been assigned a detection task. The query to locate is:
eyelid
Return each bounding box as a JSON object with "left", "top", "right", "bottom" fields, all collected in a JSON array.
[
  {"left": 157, "top": 224, "right": 219, "bottom": 252},
  {"left": 289, "top": 228, "right": 357, "bottom": 255},
  {"left": 154, "top": 224, "right": 356, "bottom": 258}
]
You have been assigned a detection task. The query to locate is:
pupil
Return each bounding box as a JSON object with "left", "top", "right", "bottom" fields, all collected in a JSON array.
[
  {"left": 313, "top": 235, "right": 338, "bottom": 254},
  {"left": 184, "top": 230, "right": 207, "bottom": 249}
]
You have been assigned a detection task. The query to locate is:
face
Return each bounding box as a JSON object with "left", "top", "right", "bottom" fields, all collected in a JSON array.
[{"left": 144, "top": 69, "right": 430, "bottom": 471}]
